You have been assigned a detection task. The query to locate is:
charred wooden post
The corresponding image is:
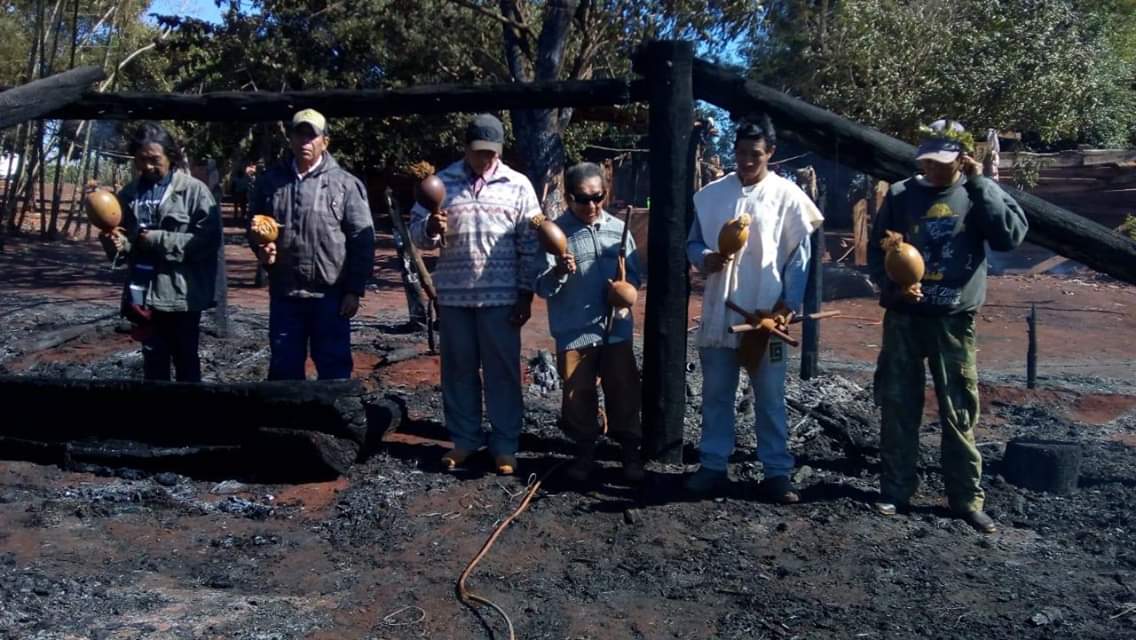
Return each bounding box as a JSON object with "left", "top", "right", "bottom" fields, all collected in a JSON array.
[
  {"left": 0, "top": 66, "right": 104, "bottom": 130},
  {"left": 207, "top": 246, "right": 230, "bottom": 338},
  {"left": 637, "top": 41, "right": 694, "bottom": 463},
  {"left": 1003, "top": 438, "right": 1082, "bottom": 494},
  {"left": 691, "top": 58, "right": 1136, "bottom": 286},
  {"left": 0, "top": 376, "right": 401, "bottom": 479},
  {"left": 1027, "top": 304, "right": 1038, "bottom": 389},
  {"left": 797, "top": 166, "right": 823, "bottom": 380}
]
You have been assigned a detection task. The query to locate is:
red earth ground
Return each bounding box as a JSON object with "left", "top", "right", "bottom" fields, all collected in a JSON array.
[{"left": 1, "top": 201, "right": 1134, "bottom": 639}]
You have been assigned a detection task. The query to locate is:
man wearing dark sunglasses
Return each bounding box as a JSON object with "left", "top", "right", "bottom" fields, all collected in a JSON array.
[{"left": 535, "top": 162, "right": 644, "bottom": 485}]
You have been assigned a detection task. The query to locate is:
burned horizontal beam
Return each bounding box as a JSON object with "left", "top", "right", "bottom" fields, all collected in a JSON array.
[
  {"left": 42, "top": 78, "right": 649, "bottom": 122},
  {"left": 0, "top": 65, "right": 105, "bottom": 130},
  {"left": 692, "top": 58, "right": 1136, "bottom": 286},
  {"left": 0, "top": 376, "right": 401, "bottom": 479}
]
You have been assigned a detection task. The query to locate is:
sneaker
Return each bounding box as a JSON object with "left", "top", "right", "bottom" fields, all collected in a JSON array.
[
  {"left": 755, "top": 475, "right": 800, "bottom": 504},
  {"left": 494, "top": 454, "right": 518, "bottom": 476},
  {"left": 874, "top": 501, "right": 899, "bottom": 516},
  {"left": 441, "top": 448, "right": 474, "bottom": 471},
  {"left": 684, "top": 467, "right": 730, "bottom": 496},
  {"left": 959, "top": 509, "right": 997, "bottom": 534}
]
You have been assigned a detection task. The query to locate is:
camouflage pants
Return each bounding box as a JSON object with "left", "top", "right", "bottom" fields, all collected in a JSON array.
[{"left": 873, "top": 310, "right": 984, "bottom": 513}]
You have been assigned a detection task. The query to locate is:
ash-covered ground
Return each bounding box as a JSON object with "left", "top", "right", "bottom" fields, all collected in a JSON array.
[{"left": 0, "top": 246, "right": 1135, "bottom": 638}]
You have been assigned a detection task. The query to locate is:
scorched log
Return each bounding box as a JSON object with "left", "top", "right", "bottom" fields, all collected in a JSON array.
[
  {"left": 0, "top": 66, "right": 105, "bottom": 130},
  {"left": 0, "top": 376, "right": 394, "bottom": 479}
]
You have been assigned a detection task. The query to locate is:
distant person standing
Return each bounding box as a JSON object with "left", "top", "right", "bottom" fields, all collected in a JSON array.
[
  {"left": 248, "top": 109, "right": 375, "bottom": 380},
  {"left": 100, "top": 122, "right": 222, "bottom": 382},
  {"left": 231, "top": 164, "right": 255, "bottom": 224}
]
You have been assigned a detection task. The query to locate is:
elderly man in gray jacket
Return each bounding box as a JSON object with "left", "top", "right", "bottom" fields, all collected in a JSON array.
[{"left": 249, "top": 109, "right": 375, "bottom": 380}]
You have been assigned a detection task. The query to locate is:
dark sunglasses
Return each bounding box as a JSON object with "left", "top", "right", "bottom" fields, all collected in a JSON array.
[{"left": 571, "top": 191, "right": 606, "bottom": 204}]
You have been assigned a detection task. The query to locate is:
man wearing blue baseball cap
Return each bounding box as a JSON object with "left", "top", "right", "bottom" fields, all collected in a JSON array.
[{"left": 868, "top": 119, "right": 1029, "bottom": 533}]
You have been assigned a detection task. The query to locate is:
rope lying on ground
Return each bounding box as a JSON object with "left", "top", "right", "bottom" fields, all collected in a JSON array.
[{"left": 456, "top": 461, "right": 564, "bottom": 640}]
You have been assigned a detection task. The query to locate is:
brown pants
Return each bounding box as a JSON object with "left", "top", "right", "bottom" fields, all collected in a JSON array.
[{"left": 556, "top": 341, "right": 642, "bottom": 445}]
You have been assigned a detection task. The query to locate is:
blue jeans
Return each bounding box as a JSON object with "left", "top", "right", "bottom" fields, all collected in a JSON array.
[
  {"left": 268, "top": 293, "right": 352, "bottom": 380},
  {"left": 438, "top": 305, "right": 523, "bottom": 457},
  {"left": 698, "top": 346, "right": 793, "bottom": 477}
]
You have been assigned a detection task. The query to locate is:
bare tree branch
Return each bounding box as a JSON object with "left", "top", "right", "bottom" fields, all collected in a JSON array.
[
  {"left": 97, "top": 25, "right": 172, "bottom": 91},
  {"left": 78, "top": 4, "right": 118, "bottom": 49}
]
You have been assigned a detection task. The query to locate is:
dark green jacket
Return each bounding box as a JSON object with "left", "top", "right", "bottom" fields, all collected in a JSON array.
[
  {"left": 869, "top": 174, "right": 1028, "bottom": 315},
  {"left": 113, "top": 170, "right": 223, "bottom": 313}
]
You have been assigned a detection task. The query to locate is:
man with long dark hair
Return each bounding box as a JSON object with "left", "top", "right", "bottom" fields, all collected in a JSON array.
[{"left": 101, "top": 121, "right": 222, "bottom": 381}]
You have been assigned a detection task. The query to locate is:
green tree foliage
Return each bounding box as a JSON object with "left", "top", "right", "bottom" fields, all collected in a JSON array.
[
  {"left": 752, "top": 0, "right": 1136, "bottom": 147},
  {"left": 152, "top": 0, "right": 764, "bottom": 198}
]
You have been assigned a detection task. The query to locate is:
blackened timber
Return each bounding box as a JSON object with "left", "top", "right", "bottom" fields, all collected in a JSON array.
[
  {"left": 44, "top": 78, "right": 649, "bottom": 122},
  {"left": 0, "top": 65, "right": 104, "bottom": 130},
  {"left": 692, "top": 58, "right": 1136, "bottom": 286},
  {"left": 798, "top": 167, "right": 823, "bottom": 381},
  {"left": 639, "top": 41, "right": 694, "bottom": 464},
  {"left": 0, "top": 376, "right": 389, "bottom": 479}
]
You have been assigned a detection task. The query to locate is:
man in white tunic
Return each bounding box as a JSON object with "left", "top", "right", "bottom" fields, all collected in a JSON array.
[{"left": 685, "top": 117, "right": 824, "bottom": 502}]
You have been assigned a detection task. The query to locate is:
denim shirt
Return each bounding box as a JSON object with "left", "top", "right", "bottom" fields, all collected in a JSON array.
[{"left": 534, "top": 209, "right": 642, "bottom": 352}]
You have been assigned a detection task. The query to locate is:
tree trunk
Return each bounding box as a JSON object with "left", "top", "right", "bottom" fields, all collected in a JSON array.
[
  {"left": 500, "top": 0, "right": 578, "bottom": 213},
  {"left": 47, "top": 0, "right": 82, "bottom": 241},
  {"left": 1003, "top": 438, "right": 1082, "bottom": 494},
  {"left": 638, "top": 41, "right": 695, "bottom": 464}
]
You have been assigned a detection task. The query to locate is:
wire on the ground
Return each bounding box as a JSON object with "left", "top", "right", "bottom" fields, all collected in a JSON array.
[{"left": 456, "top": 461, "right": 565, "bottom": 640}]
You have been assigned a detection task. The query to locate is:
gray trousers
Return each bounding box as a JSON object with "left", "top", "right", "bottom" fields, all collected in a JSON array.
[{"left": 439, "top": 305, "right": 523, "bottom": 456}]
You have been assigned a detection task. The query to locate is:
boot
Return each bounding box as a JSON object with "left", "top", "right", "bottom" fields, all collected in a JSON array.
[
  {"left": 755, "top": 475, "right": 800, "bottom": 504},
  {"left": 565, "top": 440, "right": 598, "bottom": 484},
  {"left": 620, "top": 441, "right": 645, "bottom": 484},
  {"left": 958, "top": 509, "right": 997, "bottom": 534}
]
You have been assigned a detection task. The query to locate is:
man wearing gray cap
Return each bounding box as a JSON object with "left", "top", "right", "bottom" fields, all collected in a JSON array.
[
  {"left": 410, "top": 113, "right": 542, "bottom": 475},
  {"left": 249, "top": 108, "right": 375, "bottom": 380}
]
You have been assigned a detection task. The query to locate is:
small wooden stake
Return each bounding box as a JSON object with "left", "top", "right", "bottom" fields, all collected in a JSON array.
[{"left": 1027, "top": 304, "right": 1037, "bottom": 389}]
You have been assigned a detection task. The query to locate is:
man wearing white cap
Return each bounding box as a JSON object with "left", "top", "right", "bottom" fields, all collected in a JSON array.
[
  {"left": 868, "top": 119, "right": 1028, "bottom": 533},
  {"left": 249, "top": 109, "right": 375, "bottom": 380}
]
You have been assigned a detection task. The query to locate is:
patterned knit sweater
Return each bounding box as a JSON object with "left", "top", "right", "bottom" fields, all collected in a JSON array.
[{"left": 410, "top": 160, "right": 542, "bottom": 307}]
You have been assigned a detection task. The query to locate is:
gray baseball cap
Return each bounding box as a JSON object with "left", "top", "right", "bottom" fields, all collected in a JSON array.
[{"left": 465, "top": 113, "right": 504, "bottom": 153}]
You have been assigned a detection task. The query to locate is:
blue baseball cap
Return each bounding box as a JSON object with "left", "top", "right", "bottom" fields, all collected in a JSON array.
[{"left": 916, "top": 119, "right": 966, "bottom": 164}]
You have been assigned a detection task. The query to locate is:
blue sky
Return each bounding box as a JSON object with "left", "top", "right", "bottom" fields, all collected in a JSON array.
[{"left": 146, "top": 0, "right": 224, "bottom": 24}]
